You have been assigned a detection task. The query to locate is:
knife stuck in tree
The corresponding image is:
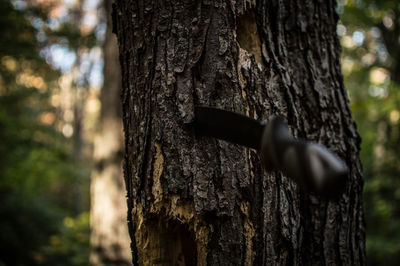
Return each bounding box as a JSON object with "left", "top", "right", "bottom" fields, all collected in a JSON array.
[{"left": 193, "top": 106, "right": 348, "bottom": 199}]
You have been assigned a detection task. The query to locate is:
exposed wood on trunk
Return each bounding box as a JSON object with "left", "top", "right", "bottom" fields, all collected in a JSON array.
[{"left": 113, "top": 0, "right": 365, "bottom": 265}]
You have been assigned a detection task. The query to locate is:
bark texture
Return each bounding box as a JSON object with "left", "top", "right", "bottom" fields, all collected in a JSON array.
[
  {"left": 90, "top": 0, "right": 132, "bottom": 264},
  {"left": 113, "top": 0, "right": 365, "bottom": 265}
]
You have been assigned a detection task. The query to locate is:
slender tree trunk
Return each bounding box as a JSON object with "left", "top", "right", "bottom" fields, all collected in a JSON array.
[
  {"left": 113, "top": 0, "right": 365, "bottom": 265},
  {"left": 90, "top": 0, "right": 132, "bottom": 264}
]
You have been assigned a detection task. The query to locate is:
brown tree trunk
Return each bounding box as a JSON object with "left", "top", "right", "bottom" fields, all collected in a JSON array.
[
  {"left": 113, "top": 0, "right": 365, "bottom": 265},
  {"left": 90, "top": 0, "right": 132, "bottom": 264}
]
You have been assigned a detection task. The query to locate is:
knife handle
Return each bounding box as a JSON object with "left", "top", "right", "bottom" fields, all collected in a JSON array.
[{"left": 260, "top": 116, "right": 348, "bottom": 199}]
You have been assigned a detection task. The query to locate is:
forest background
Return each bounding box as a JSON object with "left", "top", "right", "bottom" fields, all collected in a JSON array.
[{"left": 0, "top": 0, "right": 399, "bottom": 265}]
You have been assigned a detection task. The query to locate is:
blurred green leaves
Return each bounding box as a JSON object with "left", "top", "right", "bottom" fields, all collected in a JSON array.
[
  {"left": 339, "top": 0, "right": 400, "bottom": 264},
  {"left": 0, "top": 191, "right": 62, "bottom": 265},
  {"left": 0, "top": 0, "right": 90, "bottom": 264},
  {"left": 41, "top": 212, "right": 90, "bottom": 266}
]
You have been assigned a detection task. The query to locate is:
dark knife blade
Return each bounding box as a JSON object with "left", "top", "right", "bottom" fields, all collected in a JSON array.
[
  {"left": 193, "top": 106, "right": 348, "bottom": 199},
  {"left": 194, "top": 106, "right": 264, "bottom": 150}
]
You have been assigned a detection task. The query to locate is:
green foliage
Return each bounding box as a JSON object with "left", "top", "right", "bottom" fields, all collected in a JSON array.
[
  {"left": 0, "top": 0, "right": 39, "bottom": 60},
  {"left": 0, "top": 0, "right": 90, "bottom": 264},
  {"left": 41, "top": 212, "right": 90, "bottom": 266},
  {"left": 50, "top": 23, "right": 97, "bottom": 50},
  {"left": 0, "top": 191, "right": 62, "bottom": 265},
  {"left": 339, "top": 0, "right": 400, "bottom": 264}
]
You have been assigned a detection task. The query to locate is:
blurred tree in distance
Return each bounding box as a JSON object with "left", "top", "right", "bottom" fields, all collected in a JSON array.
[
  {"left": 339, "top": 0, "right": 400, "bottom": 264},
  {"left": 89, "top": 0, "right": 132, "bottom": 264}
]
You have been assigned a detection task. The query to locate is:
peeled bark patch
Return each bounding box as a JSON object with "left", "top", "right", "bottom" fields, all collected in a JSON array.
[
  {"left": 236, "top": 10, "right": 263, "bottom": 68},
  {"left": 151, "top": 142, "right": 164, "bottom": 204},
  {"left": 133, "top": 203, "right": 197, "bottom": 265}
]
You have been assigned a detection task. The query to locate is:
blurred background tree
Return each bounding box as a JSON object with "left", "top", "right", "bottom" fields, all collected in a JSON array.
[
  {"left": 338, "top": 0, "right": 400, "bottom": 264},
  {"left": 89, "top": 0, "right": 131, "bottom": 264}
]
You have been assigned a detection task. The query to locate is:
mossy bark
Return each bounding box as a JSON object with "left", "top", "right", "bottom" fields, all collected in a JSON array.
[{"left": 113, "top": 0, "right": 365, "bottom": 265}]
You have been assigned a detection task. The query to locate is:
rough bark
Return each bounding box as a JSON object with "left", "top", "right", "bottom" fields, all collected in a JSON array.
[
  {"left": 113, "top": 0, "right": 365, "bottom": 265},
  {"left": 90, "top": 0, "right": 132, "bottom": 264}
]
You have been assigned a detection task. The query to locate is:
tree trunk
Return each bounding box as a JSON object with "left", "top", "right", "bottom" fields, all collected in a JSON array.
[
  {"left": 113, "top": 0, "right": 365, "bottom": 265},
  {"left": 90, "top": 0, "right": 132, "bottom": 264}
]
